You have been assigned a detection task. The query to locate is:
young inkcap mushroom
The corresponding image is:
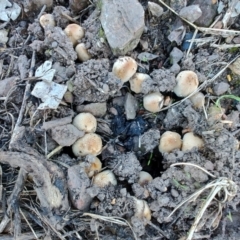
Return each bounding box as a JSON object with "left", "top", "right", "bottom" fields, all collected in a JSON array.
[
  {"left": 182, "top": 132, "right": 204, "bottom": 151},
  {"left": 129, "top": 73, "right": 150, "bottom": 93},
  {"left": 159, "top": 131, "right": 182, "bottom": 153},
  {"left": 143, "top": 92, "right": 164, "bottom": 113},
  {"left": 138, "top": 171, "right": 153, "bottom": 186},
  {"left": 64, "top": 23, "right": 84, "bottom": 46},
  {"left": 39, "top": 14, "right": 55, "bottom": 28},
  {"left": 73, "top": 112, "right": 97, "bottom": 133},
  {"left": 112, "top": 57, "right": 137, "bottom": 82},
  {"left": 133, "top": 197, "right": 151, "bottom": 222},
  {"left": 75, "top": 43, "right": 91, "bottom": 62},
  {"left": 189, "top": 92, "right": 205, "bottom": 109},
  {"left": 173, "top": 70, "right": 199, "bottom": 97},
  {"left": 72, "top": 133, "right": 102, "bottom": 156},
  {"left": 93, "top": 170, "right": 117, "bottom": 187},
  {"left": 85, "top": 156, "right": 102, "bottom": 178}
]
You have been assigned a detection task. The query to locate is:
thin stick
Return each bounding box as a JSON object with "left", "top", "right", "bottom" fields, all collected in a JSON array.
[
  {"left": 9, "top": 51, "right": 36, "bottom": 149},
  {"left": 171, "top": 163, "right": 216, "bottom": 178}
]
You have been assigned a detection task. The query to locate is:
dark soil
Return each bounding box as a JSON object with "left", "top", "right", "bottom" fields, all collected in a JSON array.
[{"left": 0, "top": 0, "right": 240, "bottom": 239}]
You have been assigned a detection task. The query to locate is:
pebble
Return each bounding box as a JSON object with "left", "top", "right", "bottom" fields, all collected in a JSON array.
[
  {"left": 124, "top": 93, "right": 139, "bottom": 120},
  {"left": 100, "top": 0, "right": 145, "bottom": 55},
  {"left": 213, "top": 82, "right": 230, "bottom": 96},
  {"left": 169, "top": 47, "right": 183, "bottom": 64}
]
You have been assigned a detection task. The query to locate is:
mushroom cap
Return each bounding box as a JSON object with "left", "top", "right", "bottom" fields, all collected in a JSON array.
[
  {"left": 73, "top": 112, "right": 97, "bottom": 133},
  {"left": 112, "top": 57, "right": 137, "bottom": 82},
  {"left": 64, "top": 23, "right": 84, "bottom": 46},
  {"left": 189, "top": 92, "right": 205, "bottom": 109},
  {"left": 75, "top": 43, "right": 91, "bottom": 62},
  {"left": 129, "top": 73, "right": 150, "bottom": 93},
  {"left": 138, "top": 171, "right": 153, "bottom": 186},
  {"left": 182, "top": 132, "right": 204, "bottom": 151},
  {"left": 143, "top": 92, "right": 164, "bottom": 113},
  {"left": 93, "top": 170, "right": 117, "bottom": 187},
  {"left": 72, "top": 133, "right": 102, "bottom": 156},
  {"left": 85, "top": 156, "right": 102, "bottom": 178},
  {"left": 173, "top": 70, "right": 199, "bottom": 97},
  {"left": 159, "top": 131, "right": 182, "bottom": 153},
  {"left": 133, "top": 197, "right": 151, "bottom": 221},
  {"left": 39, "top": 14, "right": 55, "bottom": 28}
]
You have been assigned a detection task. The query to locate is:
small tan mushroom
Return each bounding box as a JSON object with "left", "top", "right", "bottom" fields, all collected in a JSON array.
[
  {"left": 159, "top": 131, "right": 182, "bottom": 153},
  {"left": 112, "top": 57, "right": 137, "bottom": 82},
  {"left": 73, "top": 112, "right": 97, "bottom": 133},
  {"left": 93, "top": 170, "right": 117, "bottom": 187},
  {"left": 173, "top": 70, "right": 199, "bottom": 97},
  {"left": 129, "top": 73, "right": 150, "bottom": 93},
  {"left": 182, "top": 132, "right": 204, "bottom": 151},
  {"left": 39, "top": 14, "right": 55, "bottom": 28},
  {"left": 138, "top": 171, "right": 153, "bottom": 186},
  {"left": 189, "top": 92, "right": 205, "bottom": 109},
  {"left": 143, "top": 92, "right": 164, "bottom": 113},
  {"left": 64, "top": 23, "right": 84, "bottom": 46},
  {"left": 133, "top": 197, "right": 151, "bottom": 221},
  {"left": 75, "top": 43, "right": 91, "bottom": 62},
  {"left": 72, "top": 133, "right": 102, "bottom": 156},
  {"left": 85, "top": 156, "right": 102, "bottom": 178}
]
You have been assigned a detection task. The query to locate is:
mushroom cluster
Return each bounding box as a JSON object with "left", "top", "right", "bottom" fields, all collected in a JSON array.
[
  {"left": 159, "top": 131, "right": 204, "bottom": 153},
  {"left": 72, "top": 113, "right": 102, "bottom": 157}
]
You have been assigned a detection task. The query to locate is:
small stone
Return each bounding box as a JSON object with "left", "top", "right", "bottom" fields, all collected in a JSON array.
[
  {"left": 229, "top": 57, "right": 240, "bottom": 75},
  {"left": 169, "top": 63, "right": 181, "bottom": 74},
  {"left": 100, "top": 0, "right": 145, "bottom": 55},
  {"left": 213, "top": 82, "right": 229, "bottom": 96},
  {"left": 192, "top": 0, "right": 217, "bottom": 27},
  {"left": 124, "top": 93, "right": 138, "bottom": 120},
  {"left": 148, "top": 2, "right": 164, "bottom": 17},
  {"left": 169, "top": 47, "right": 183, "bottom": 64},
  {"left": 233, "top": 37, "right": 240, "bottom": 44},
  {"left": 179, "top": 5, "right": 202, "bottom": 23},
  {"left": 170, "top": 0, "right": 187, "bottom": 11},
  {"left": 76, "top": 102, "right": 107, "bottom": 117},
  {"left": 171, "top": 189, "right": 179, "bottom": 198},
  {"left": 213, "top": 21, "right": 223, "bottom": 29}
]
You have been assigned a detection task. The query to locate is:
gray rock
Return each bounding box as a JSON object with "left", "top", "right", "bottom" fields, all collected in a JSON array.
[
  {"left": 213, "top": 82, "right": 230, "bottom": 96},
  {"left": 169, "top": 63, "right": 181, "bottom": 74},
  {"left": 124, "top": 92, "right": 138, "bottom": 120},
  {"left": 179, "top": 5, "right": 202, "bottom": 23},
  {"left": 191, "top": 0, "right": 217, "bottom": 27},
  {"left": 148, "top": 2, "right": 163, "bottom": 17},
  {"left": 77, "top": 102, "right": 107, "bottom": 117},
  {"left": 100, "top": 0, "right": 145, "bottom": 55},
  {"left": 169, "top": 47, "right": 183, "bottom": 64}
]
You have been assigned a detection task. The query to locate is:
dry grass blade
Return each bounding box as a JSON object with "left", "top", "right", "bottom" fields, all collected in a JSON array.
[
  {"left": 82, "top": 213, "right": 138, "bottom": 240},
  {"left": 171, "top": 162, "right": 216, "bottom": 178},
  {"left": 167, "top": 163, "right": 238, "bottom": 240}
]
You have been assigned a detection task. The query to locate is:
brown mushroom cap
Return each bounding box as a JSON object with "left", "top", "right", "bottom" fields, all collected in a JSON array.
[
  {"left": 75, "top": 43, "right": 91, "bottom": 62},
  {"left": 129, "top": 73, "right": 150, "bottom": 93},
  {"left": 133, "top": 197, "right": 151, "bottom": 221},
  {"left": 182, "top": 132, "right": 204, "bottom": 151},
  {"left": 138, "top": 171, "right": 153, "bottom": 186},
  {"left": 39, "top": 14, "right": 55, "bottom": 28},
  {"left": 73, "top": 112, "right": 97, "bottom": 133},
  {"left": 112, "top": 57, "right": 137, "bottom": 82},
  {"left": 64, "top": 23, "right": 84, "bottom": 46},
  {"left": 93, "top": 170, "right": 117, "bottom": 187},
  {"left": 85, "top": 156, "right": 102, "bottom": 178},
  {"left": 72, "top": 133, "right": 102, "bottom": 156},
  {"left": 173, "top": 70, "right": 199, "bottom": 97},
  {"left": 159, "top": 131, "right": 182, "bottom": 153},
  {"left": 143, "top": 92, "right": 164, "bottom": 113}
]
